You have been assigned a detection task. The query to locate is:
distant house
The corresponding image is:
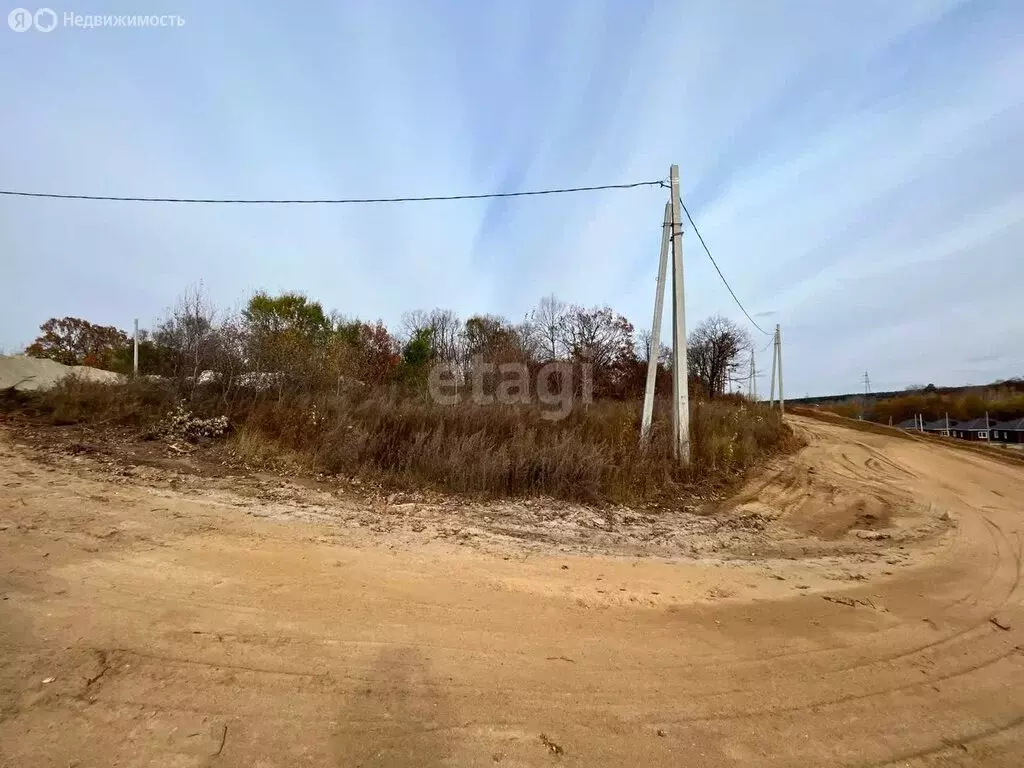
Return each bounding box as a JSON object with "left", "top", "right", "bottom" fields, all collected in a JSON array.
[
  {"left": 897, "top": 418, "right": 921, "bottom": 431},
  {"left": 923, "top": 418, "right": 957, "bottom": 437},
  {"left": 991, "top": 417, "right": 1024, "bottom": 444},
  {"left": 951, "top": 417, "right": 992, "bottom": 441}
]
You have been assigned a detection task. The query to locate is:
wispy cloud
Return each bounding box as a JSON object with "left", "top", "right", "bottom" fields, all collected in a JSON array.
[{"left": 1, "top": 0, "right": 1020, "bottom": 395}]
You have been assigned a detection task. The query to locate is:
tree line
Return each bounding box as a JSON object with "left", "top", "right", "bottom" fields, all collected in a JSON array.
[{"left": 21, "top": 286, "right": 754, "bottom": 401}]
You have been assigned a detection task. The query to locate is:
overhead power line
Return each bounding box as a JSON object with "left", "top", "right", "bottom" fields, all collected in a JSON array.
[
  {"left": 679, "top": 198, "right": 771, "bottom": 336},
  {"left": 0, "top": 179, "right": 665, "bottom": 205}
]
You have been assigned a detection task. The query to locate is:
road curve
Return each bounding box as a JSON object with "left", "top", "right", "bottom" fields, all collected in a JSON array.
[{"left": 1, "top": 416, "right": 1022, "bottom": 767}]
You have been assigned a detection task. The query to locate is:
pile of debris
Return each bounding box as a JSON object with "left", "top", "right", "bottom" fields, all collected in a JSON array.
[{"left": 149, "top": 404, "right": 231, "bottom": 443}]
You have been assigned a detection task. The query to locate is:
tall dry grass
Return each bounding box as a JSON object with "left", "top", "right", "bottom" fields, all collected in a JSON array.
[
  {"left": 237, "top": 394, "right": 793, "bottom": 503},
  {"left": 1, "top": 375, "right": 175, "bottom": 426},
  {"left": 3, "top": 379, "right": 795, "bottom": 506}
]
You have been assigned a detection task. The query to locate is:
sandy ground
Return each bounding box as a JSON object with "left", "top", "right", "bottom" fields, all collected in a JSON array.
[{"left": 1, "top": 415, "right": 1022, "bottom": 767}]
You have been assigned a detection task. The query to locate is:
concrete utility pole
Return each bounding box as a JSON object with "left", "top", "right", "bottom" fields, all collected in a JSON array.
[
  {"left": 669, "top": 165, "right": 690, "bottom": 464},
  {"left": 640, "top": 203, "right": 672, "bottom": 441},
  {"left": 753, "top": 355, "right": 757, "bottom": 401},
  {"left": 133, "top": 318, "right": 139, "bottom": 377},
  {"left": 768, "top": 329, "right": 778, "bottom": 408},
  {"left": 749, "top": 349, "right": 757, "bottom": 400},
  {"left": 776, "top": 324, "right": 785, "bottom": 415}
]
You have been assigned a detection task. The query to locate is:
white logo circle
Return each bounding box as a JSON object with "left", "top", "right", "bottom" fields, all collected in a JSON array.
[
  {"left": 8, "top": 8, "right": 34, "bottom": 31},
  {"left": 34, "top": 7, "right": 57, "bottom": 32}
]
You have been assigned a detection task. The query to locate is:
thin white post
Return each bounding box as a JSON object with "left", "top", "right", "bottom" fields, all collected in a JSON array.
[
  {"left": 133, "top": 318, "right": 139, "bottom": 377},
  {"left": 776, "top": 324, "right": 785, "bottom": 415},
  {"left": 669, "top": 164, "right": 690, "bottom": 464},
  {"left": 768, "top": 327, "right": 778, "bottom": 408},
  {"left": 751, "top": 349, "right": 757, "bottom": 401},
  {"left": 640, "top": 203, "right": 672, "bottom": 441}
]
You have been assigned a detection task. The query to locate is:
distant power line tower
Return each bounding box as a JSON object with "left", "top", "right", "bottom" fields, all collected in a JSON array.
[{"left": 856, "top": 371, "right": 871, "bottom": 421}]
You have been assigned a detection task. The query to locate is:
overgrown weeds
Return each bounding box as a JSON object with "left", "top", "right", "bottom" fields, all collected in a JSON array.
[
  {"left": 4, "top": 376, "right": 175, "bottom": 426},
  {"left": 2, "top": 378, "right": 796, "bottom": 506},
  {"left": 233, "top": 392, "right": 794, "bottom": 503}
]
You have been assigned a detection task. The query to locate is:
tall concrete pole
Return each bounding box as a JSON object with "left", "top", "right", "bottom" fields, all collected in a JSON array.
[
  {"left": 776, "top": 324, "right": 785, "bottom": 415},
  {"left": 640, "top": 203, "right": 672, "bottom": 441},
  {"left": 669, "top": 165, "right": 690, "bottom": 464},
  {"left": 133, "top": 318, "right": 139, "bottom": 377},
  {"left": 768, "top": 328, "right": 778, "bottom": 408},
  {"left": 751, "top": 349, "right": 757, "bottom": 401}
]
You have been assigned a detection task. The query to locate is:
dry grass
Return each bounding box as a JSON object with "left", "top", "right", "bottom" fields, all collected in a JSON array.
[
  {"left": 225, "top": 391, "right": 795, "bottom": 505},
  {"left": 2, "top": 379, "right": 797, "bottom": 506},
  {"left": 1, "top": 376, "right": 175, "bottom": 427}
]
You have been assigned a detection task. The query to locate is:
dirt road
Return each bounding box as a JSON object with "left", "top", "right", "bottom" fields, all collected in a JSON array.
[{"left": 1, "top": 416, "right": 1022, "bottom": 766}]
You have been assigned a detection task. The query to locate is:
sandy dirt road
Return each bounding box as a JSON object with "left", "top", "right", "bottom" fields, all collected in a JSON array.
[{"left": 1, "top": 415, "right": 1022, "bottom": 767}]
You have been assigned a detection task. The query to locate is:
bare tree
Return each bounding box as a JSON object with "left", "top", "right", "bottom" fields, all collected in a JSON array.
[
  {"left": 400, "top": 310, "right": 432, "bottom": 344},
  {"left": 529, "top": 294, "right": 568, "bottom": 361},
  {"left": 153, "top": 283, "right": 219, "bottom": 385},
  {"left": 206, "top": 311, "right": 249, "bottom": 404},
  {"left": 556, "top": 305, "right": 638, "bottom": 397},
  {"left": 559, "top": 305, "right": 635, "bottom": 370},
  {"left": 637, "top": 329, "right": 670, "bottom": 366},
  {"left": 513, "top": 313, "right": 542, "bottom": 363},
  {"left": 400, "top": 309, "right": 464, "bottom": 365},
  {"left": 462, "top": 314, "right": 523, "bottom": 362},
  {"left": 428, "top": 309, "right": 463, "bottom": 368},
  {"left": 688, "top": 315, "right": 751, "bottom": 399}
]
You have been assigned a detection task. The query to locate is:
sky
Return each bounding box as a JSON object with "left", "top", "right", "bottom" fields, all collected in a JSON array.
[{"left": 1, "top": 0, "right": 1022, "bottom": 397}]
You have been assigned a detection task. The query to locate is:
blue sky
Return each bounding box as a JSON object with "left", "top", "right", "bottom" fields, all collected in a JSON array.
[{"left": 2, "top": 0, "right": 1022, "bottom": 396}]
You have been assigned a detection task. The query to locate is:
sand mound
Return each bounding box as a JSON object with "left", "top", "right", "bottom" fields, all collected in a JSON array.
[{"left": 0, "top": 355, "right": 125, "bottom": 391}]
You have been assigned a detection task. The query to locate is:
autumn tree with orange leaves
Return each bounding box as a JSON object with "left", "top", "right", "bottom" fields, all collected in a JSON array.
[{"left": 25, "top": 317, "right": 129, "bottom": 370}]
